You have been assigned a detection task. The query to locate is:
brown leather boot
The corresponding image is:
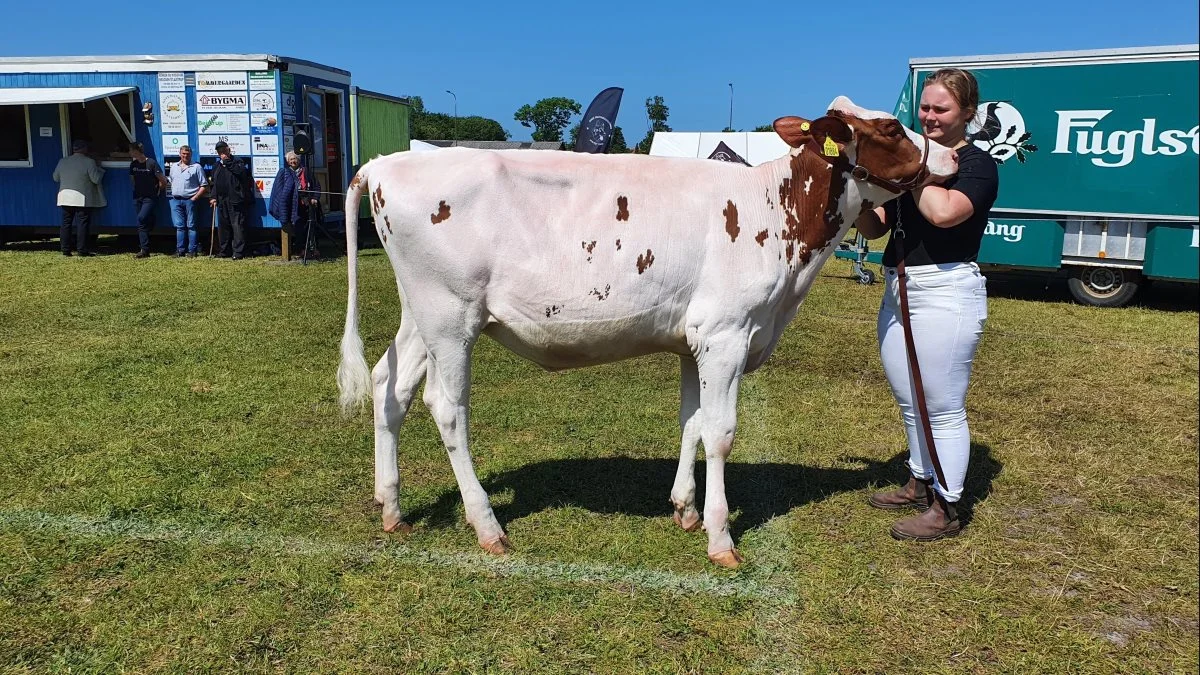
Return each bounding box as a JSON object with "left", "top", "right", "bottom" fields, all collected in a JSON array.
[
  {"left": 868, "top": 475, "right": 932, "bottom": 511},
  {"left": 890, "top": 492, "right": 961, "bottom": 542}
]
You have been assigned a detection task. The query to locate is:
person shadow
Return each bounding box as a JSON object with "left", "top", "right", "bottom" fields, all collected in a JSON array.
[{"left": 407, "top": 443, "right": 1002, "bottom": 539}]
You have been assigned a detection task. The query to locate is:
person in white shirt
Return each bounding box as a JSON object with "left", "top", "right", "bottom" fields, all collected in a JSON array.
[{"left": 167, "top": 145, "right": 208, "bottom": 257}]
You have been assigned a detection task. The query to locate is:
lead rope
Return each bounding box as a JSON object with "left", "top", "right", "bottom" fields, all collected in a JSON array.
[{"left": 893, "top": 201, "right": 949, "bottom": 491}]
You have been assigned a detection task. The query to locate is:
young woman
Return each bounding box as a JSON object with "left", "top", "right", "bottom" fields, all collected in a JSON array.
[{"left": 855, "top": 68, "right": 999, "bottom": 541}]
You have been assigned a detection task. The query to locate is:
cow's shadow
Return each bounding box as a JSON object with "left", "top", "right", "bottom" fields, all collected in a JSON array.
[{"left": 407, "top": 444, "right": 1002, "bottom": 538}]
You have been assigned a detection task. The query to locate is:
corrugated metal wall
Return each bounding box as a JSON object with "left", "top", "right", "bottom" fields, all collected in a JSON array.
[
  {"left": 0, "top": 72, "right": 159, "bottom": 228},
  {"left": 353, "top": 94, "right": 410, "bottom": 219},
  {"left": 357, "top": 95, "right": 410, "bottom": 160}
]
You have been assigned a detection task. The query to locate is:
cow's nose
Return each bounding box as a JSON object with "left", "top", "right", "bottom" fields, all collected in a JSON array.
[{"left": 949, "top": 149, "right": 959, "bottom": 164}]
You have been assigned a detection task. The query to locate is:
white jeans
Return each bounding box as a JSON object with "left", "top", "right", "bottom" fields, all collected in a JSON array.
[{"left": 877, "top": 262, "right": 988, "bottom": 502}]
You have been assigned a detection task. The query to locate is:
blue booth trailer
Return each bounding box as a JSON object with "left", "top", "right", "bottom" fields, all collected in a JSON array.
[{"left": 0, "top": 53, "right": 356, "bottom": 254}]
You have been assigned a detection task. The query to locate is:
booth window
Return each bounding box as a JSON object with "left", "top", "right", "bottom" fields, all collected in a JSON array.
[
  {"left": 66, "top": 92, "right": 135, "bottom": 163},
  {"left": 0, "top": 105, "right": 32, "bottom": 166}
]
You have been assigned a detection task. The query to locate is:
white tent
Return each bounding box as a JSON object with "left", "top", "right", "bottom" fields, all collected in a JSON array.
[{"left": 648, "top": 132, "right": 790, "bottom": 166}]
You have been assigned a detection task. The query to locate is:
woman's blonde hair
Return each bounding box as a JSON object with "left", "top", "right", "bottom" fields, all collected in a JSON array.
[{"left": 924, "top": 68, "right": 979, "bottom": 122}]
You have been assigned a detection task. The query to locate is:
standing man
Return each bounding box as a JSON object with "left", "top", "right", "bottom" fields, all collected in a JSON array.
[
  {"left": 208, "top": 140, "right": 251, "bottom": 260},
  {"left": 168, "top": 145, "right": 208, "bottom": 257},
  {"left": 53, "top": 139, "right": 106, "bottom": 257},
  {"left": 129, "top": 142, "right": 168, "bottom": 258}
]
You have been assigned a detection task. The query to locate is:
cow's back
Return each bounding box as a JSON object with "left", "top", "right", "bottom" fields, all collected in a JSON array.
[{"left": 366, "top": 148, "right": 783, "bottom": 369}]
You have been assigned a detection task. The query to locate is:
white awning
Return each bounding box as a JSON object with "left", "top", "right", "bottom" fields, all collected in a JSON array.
[{"left": 0, "top": 85, "right": 136, "bottom": 106}]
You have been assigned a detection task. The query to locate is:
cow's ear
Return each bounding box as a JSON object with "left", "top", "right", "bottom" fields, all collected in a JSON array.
[
  {"left": 773, "top": 116, "right": 813, "bottom": 148},
  {"left": 806, "top": 115, "right": 854, "bottom": 157},
  {"left": 810, "top": 115, "right": 853, "bottom": 143}
]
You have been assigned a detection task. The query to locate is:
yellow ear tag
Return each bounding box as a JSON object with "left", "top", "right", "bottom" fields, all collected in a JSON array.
[
  {"left": 800, "top": 121, "right": 811, "bottom": 132},
  {"left": 822, "top": 136, "right": 840, "bottom": 157}
]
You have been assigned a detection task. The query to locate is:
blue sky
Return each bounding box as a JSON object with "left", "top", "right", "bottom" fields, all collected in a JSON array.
[{"left": 5, "top": 1, "right": 1198, "bottom": 141}]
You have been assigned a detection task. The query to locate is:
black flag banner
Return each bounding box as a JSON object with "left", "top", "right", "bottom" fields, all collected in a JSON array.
[
  {"left": 707, "top": 141, "right": 750, "bottom": 165},
  {"left": 574, "top": 87, "right": 624, "bottom": 153}
]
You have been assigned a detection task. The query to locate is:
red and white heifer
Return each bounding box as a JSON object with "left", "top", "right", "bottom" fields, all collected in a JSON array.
[{"left": 338, "top": 96, "right": 957, "bottom": 568}]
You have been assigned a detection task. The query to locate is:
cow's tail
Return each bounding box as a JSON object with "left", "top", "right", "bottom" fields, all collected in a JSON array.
[{"left": 337, "top": 163, "right": 372, "bottom": 414}]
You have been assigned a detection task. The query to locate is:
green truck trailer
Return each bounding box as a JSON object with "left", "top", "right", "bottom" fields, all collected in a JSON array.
[
  {"left": 838, "top": 44, "right": 1199, "bottom": 306},
  {"left": 349, "top": 87, "right": 411, "bottom": 220}
]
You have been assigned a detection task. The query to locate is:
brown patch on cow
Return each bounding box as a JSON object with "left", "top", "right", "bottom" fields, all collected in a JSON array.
[
  {"left": 373, "top": 185, "right": 386, "bottom": 211},
  {"left": 589, "top": 284, "right": 611, "bottom": 301},
  {"left": 765, "top": 188, "right": 774, "bottom": 209},
  {"left": 615, "top": 239, "right": 622, "bottom": 250},
  {"left": 544, "top": 305, "right": 562, "bottom": 317},
  {"left": 582, "top": 240, "right": 597, "bottom": 262},
  {"left": 723, "top": 200, "right": 740, "bottom": 242},
  {"left": 616, "top": 195, "right": 630, "bottom": 221},
  {"left": 636, "top": 249, "right": 655, "bottom": 274},
  {"left": 348, "top": 172, "right": 363, "bottom": 192},
  {"left": 776, "top": 151, "right": 847, "bottom": 265},
  {"left": 755, "top": 229, "right": 768, "bottom": 247},
  {"left": 430, "top": 201, "right": 451, "bottom": 224},
  {"left": 383, "top": 215, "right": 392, "bottom": 233}
]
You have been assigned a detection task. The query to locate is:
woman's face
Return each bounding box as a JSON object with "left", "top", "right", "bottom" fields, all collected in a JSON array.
[
  {"left": 918, "top": 84, "right": 972, "bottom": 147},
  {"left": 287, "top": 155, "right": 300, "bottom": 169}
]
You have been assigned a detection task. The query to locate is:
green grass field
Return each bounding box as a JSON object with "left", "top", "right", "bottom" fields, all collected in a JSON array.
[{"left": 1, "top": 243, "right": 1197, "bottom": 673}]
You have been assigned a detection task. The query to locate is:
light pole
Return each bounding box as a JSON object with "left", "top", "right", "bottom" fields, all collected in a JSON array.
[
  {"left": 445, "top": 90, "right": 458, "bottom": 145},
  {"left": 727, "top": 83, "right": 734, "bottom": 131}
]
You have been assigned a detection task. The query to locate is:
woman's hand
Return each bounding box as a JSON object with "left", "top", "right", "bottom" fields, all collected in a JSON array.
[{"left": 855, "top": 206, "right": 889, "bottom": 240}]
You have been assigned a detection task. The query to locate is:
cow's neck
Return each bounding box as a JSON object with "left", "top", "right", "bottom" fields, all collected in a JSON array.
[{"left": 760, "top": 147, "right": 866, "bottom": 284}]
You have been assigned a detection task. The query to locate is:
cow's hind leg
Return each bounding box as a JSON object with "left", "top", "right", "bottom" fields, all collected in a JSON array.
[
  {"left": 373, "top": 317, "right": 428, "bottom": 534},
  {"left": 671, "top": 354, "right": 703, "bottom": 532},
  {"left": 422, "top": 331, "right": 509, "bottom": 555},
  {"left": 694, "top": 331, "right": 749, "bottom": 568}
]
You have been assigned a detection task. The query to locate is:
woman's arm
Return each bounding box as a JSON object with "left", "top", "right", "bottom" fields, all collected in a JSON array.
[{"left": 911, "top": 184, "right": 976, "bottom": 228}]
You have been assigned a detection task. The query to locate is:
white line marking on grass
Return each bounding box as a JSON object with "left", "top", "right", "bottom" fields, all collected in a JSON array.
[{"left": 0, "top": 509, "right": 795, "bottom": 603}]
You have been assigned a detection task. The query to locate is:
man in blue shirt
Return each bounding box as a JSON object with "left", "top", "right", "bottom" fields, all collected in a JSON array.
[{"left": 167, "top": 145, "right": 208, "bottom": 257}]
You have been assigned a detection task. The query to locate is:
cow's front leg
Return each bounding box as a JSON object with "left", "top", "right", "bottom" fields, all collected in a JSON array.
[
  {"left": 671, "top": 354, "right": 703, "bottom": 532},
  {"left": 423, "top": 342, "right": 510, "bottom": 555},
  {"left": 695, "top": 332, "right": 749, "bottom": 568},
  {"left": 372, "top": 318, "right": 427, "bottom": 534}
]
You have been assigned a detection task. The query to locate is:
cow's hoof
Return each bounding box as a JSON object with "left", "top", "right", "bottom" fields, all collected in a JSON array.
[
  {"left": 673, "top": 510, "right": 702, "bottom": 532},
  {"left": 708, "top": 548, "right": 744, "bottom": 569},
  {"left": 382, "top": 515, "right": 413, "bottom": 534},
  {"left": 480, "top": 535, "right": 513, "bottom": 556}
]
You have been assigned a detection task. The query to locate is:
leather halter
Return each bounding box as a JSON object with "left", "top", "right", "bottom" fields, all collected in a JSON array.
[{"left": 804, "top": 132, "right": 931, "bottom": 194}]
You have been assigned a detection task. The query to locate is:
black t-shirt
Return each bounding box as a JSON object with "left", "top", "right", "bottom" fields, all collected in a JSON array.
[
  {"left": 882, "top": 144, "right": 999, "bottom": 267},
  {"left": 130, "top": 157, "right": 164, "bottom": 199},
  {"left": 212, "top": 157, "right": 252, "bottom": 205}
]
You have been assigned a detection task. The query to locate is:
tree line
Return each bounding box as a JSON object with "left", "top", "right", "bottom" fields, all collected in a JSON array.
[{"left": 406, "top": 94, "right": 774, "bottom": 153}]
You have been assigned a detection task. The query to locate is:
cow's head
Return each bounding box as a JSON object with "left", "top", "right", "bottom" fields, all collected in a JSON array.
[{"left": 773, "top": 96, "right": 958, "bottom": 199}]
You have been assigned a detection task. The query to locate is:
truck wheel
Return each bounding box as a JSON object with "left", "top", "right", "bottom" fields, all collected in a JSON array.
[{"left": 1067, "top": 266, "right": 1141, "bottom": 307}]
